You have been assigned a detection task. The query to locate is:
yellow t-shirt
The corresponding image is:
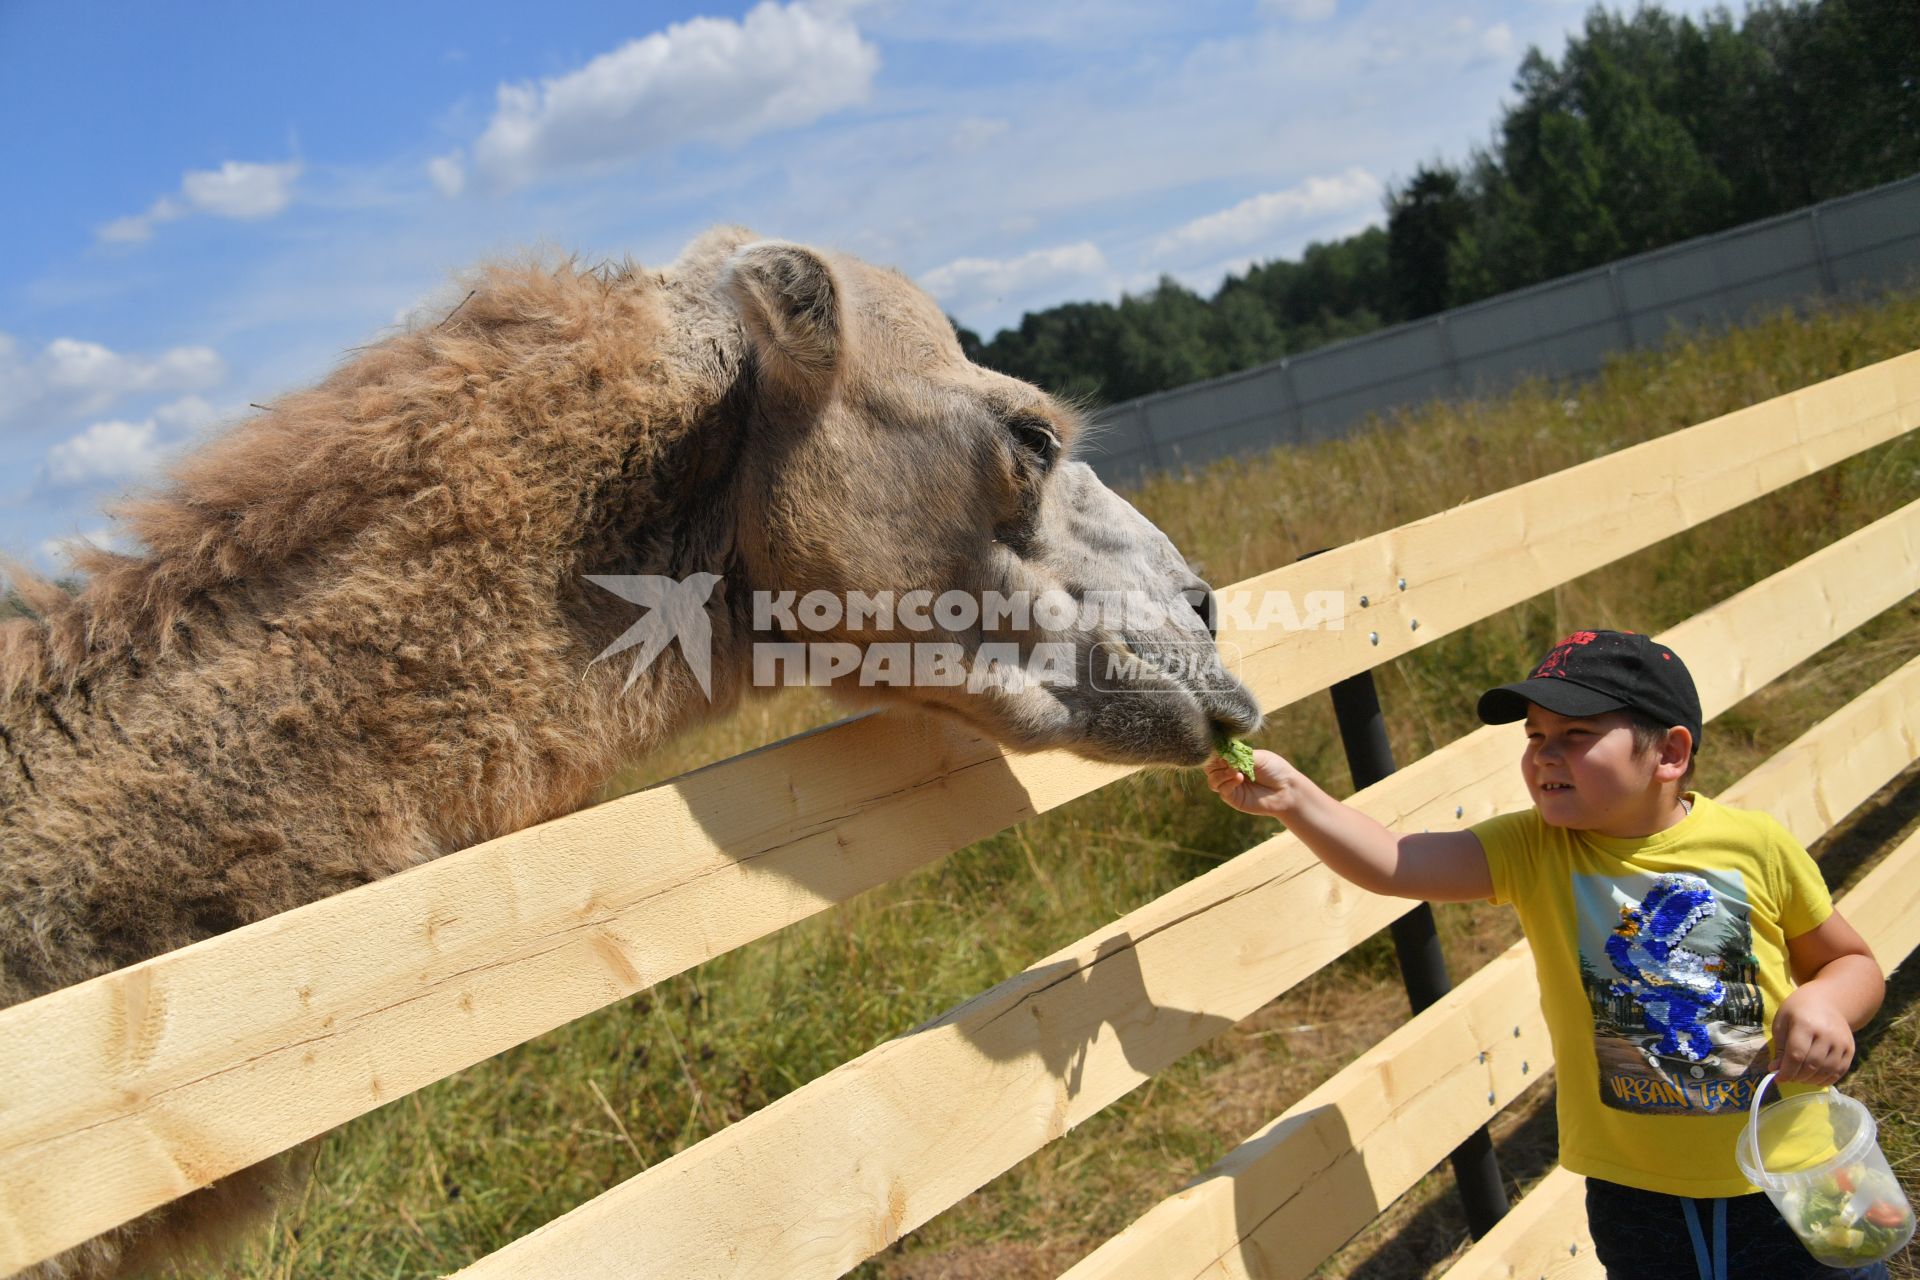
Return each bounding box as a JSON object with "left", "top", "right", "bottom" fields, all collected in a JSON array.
[{"left": 1471, "top": 792, "right": 1833, "bottom": 1197}]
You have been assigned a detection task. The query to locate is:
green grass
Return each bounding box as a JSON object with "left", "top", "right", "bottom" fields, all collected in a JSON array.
[{"left": 216, "top": 289, "right": 1920, "bottom": 1280}]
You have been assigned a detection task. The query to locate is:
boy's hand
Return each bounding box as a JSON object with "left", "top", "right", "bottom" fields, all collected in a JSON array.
[
  {"left": 1202, "top": 748, "right": 1304, "bottom": 819},
  {"left": 1769, "top": 987, "right": 1856, "bottom": 1085},
  {"left": 1200, "top": 749, "right": 1493, "bottom": 901}
]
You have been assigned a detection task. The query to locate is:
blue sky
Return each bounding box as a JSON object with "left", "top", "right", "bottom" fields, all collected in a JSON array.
[{"left": 1, "top": 0, "right": 1726, "bottom": 573}]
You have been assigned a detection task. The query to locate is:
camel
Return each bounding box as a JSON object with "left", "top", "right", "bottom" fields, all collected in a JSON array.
[{"left": 0, "top": 226, "right": 1262, "bottom": 1277}]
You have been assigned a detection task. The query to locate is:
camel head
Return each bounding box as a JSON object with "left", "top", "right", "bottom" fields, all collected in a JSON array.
[{"left": 694, "top": 230, "right": 1263, "bottom": 766}]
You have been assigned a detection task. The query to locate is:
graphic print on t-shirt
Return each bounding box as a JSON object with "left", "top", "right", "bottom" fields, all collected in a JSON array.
[{"left": 1574, "top": 870, "right": 1768, "bottom": 1114}]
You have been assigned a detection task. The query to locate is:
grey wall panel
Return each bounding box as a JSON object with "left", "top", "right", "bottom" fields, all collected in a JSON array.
[
  {"left": 1088, "top": 175, "right": 1920, "bottom": 487},
  {"left": 1641, "top": 287, "right": 1742, "bottom": 335},
  {"left": 1160, "top": 416, "right": 1289, "bottom": 471},
  {"left": 1828, "top": 243, "right": 1920, "bottom": 295},
  {"left": 1459, "top": 317, "right": 1619, "bottom": 388},
  {"left": 1618, "top": 245, "right": 1721, "bottom": 312},
  {"left": 1087, "top": 448, "right": 1156, "bottom": 488},
  {"left": 1447, "top": 275, "right": 1611, "bottom": 356},
  {"left": 1085, "top": 402, "right": 1154, "bottom": 462},
  {"left": 1709, "top": 219, "right": 1820, "bottom": 286},
  {"left": 1287, "top": 323, "right": 1450, "bottom": 401},
  {"left": 1819, "top": 184, "right": 1920, "bottom": 256},
  {"left": 1622, "top": 304, "right": 1696, "bottom": 347},
  {"left": 1447, "top": 274, "right": 1616, "bottom": 359},
  {"left": 1297, "top": 364, "right": 1457, "bottom": 438},
  {"left": 1145, "top": 365, "right": 1289, "bottom": 442},
  {"left": 1719, "top": 264, "right": 1828, "bottom": 317}
]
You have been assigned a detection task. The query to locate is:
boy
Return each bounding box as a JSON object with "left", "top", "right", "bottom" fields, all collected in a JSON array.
[{"left": 1205, "top": 630, "right": 1890, "bottom": 1278}]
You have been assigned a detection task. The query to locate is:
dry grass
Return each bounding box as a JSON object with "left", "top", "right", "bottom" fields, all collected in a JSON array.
[{"left": 203, "top": 288, "right": 1920, "bottom": 1280}]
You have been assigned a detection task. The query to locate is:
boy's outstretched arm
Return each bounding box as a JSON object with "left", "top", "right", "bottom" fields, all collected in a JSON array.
[{"left": 1203, "top": 749, "right": 1493, "bottom": 903}]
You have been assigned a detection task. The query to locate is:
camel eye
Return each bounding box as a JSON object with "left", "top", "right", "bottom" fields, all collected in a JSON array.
[{"left": 1007, "top": 416, "right": 1061, "bottom": 471}]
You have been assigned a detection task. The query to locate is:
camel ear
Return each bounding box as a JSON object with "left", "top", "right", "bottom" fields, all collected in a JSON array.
[{"left": 721, "top": 241, "right": 842, "bottom": 408}]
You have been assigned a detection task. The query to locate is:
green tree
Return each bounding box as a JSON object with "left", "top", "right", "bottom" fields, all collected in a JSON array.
[
  {"left": 960, "top": 1, "right": 1917, "bottom": 404},
  {"left": 1387, "top": 163, "right": 1473, "bottom": 319}
]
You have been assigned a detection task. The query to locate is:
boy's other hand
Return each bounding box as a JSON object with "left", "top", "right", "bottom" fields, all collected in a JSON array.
[
  {"left": 1769, "top": 987, "right": 1856, "bottom": 1085},
  {"left": 1202, "top": 748, "right": 1303, "bottom": 819}
]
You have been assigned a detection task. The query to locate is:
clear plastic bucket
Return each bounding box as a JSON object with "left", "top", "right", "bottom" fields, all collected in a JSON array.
[{"left": 1735, "top": 1071, "right": 1914, "bottom": 1268}]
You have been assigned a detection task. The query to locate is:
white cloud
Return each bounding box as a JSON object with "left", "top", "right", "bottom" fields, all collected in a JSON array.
[
  {"left": 181, "top": 160, "right": 302, "bottom": 219},
  {"left": 1150, "top": 167, "right": 1384, "bottom": 259},
  {"left": 1261, "top": 0, "right": 1337, "bottom": 20},
  {"left": 1480, "top": 22, "right": 1516, "bottom": 60},
  {"left": 42, "top": 419, "right": 168, "bottom": 487},
  {"left": 856, "top": 1, "right": 1183, "bottom": 49},
  {"left": 97, "top": 159, "right": 303, "bottom": 243},
  {"left": 36, "top": 393, "right": 225, "bottom": 491},
  {"left": 151, "top": 394, "right": 227, "bottom": 436},
  {"left": 919, "top": 242, "right": 1114, "bottom": 325},
  {"left": 39, "top": 338, "right": 223, "bottom": 395},
  {"left": 464, "top": 1, "right": 879, "bottom": 192},
  {"left": 0, "top": 334, "right": 225, "bottom": 427},
  {"left": 799, "top": 0, "right": 888, "bottom": 15},
  {"left": 426, "top": 150, "right": 467, "bottom": 198},
  {"left": 98, "top": 198, "right": 184, "bottom": 244}
]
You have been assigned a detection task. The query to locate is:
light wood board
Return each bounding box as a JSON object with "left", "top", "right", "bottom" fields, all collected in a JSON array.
[
  {"left": 441, "top": 500, "right": 1920, "bottom": 1277},
  {"left": 2, "top": 356, "right": 1915, "bottom": 1272}
]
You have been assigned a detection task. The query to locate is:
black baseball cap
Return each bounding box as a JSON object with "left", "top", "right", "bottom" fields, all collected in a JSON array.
[{"left": 1477, "top": 629, "right": 1704, "bottom": 751}]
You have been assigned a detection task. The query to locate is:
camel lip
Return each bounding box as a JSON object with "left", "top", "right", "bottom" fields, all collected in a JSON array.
[{"left": 1206, "top": 714, "right": 1260, "bottom": 743}]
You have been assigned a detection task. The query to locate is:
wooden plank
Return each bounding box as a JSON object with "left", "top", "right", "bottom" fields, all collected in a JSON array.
[
  {"left": 1441, "top": 1168, "right": 1598, "bottom": 1280},
  {"left": 1056, "top": 940, "right": 1548, "bottom": 1280},
  {"left": 1731, "top": 655, "right": 1920, "bottom": 851},
  {"left": 1224, "top": 349, "right": 1920, "bottom": 704},
  {"left": 1057, "top": 656, "right": 1920, "bottom": 1280},
  {"left": 444, "top": 498, "right": 1920, "bottom": 1279},
  {"left": 2, "top": 357, "right": 1916, "bottom": 1273},
  {"left": 1835, "top": 827, "right": 1920, "bottom": 971}
]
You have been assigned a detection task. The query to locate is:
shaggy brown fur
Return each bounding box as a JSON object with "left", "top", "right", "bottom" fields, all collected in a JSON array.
[{"left": 1, "top": 227, "right": 1258, "bottom": 1278}]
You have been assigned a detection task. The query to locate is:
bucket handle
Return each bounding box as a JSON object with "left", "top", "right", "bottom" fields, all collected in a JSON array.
[
  {"left": 1746, "top": 1071, "right": 1848, "bottom": 1178},
  {"left": 1747, "top": 1070, "right": 1779, "bottom": 1136},
  {"left": 1744, "top": 1071, "right": 1781, "bottom": 1180}
]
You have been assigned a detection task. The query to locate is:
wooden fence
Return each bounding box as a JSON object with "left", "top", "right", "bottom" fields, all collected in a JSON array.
[{"left": 1, "top": 350, "right": 1916, "bottom": 1278}]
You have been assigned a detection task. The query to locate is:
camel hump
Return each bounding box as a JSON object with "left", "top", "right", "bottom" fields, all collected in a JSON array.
[{"left": 720, "top": 240, "right": 842, "bottom": 408}]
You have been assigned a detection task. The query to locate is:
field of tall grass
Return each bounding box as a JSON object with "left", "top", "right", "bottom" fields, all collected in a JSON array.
[{"left": 215, "top": 287, "right": 1920, "bottom": 1280}]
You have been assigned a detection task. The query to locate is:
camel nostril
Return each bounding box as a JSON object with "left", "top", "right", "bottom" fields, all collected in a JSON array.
[
  {"left": 1207, "top": 713, "right": 1259, "bottom": 747},
  {"left": 1182, "top": 584, "right": 1218, "bottom": 637}
]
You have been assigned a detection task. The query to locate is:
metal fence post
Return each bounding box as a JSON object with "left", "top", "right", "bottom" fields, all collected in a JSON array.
[
  {"left": 1808, "top": 207, "right": 1839, "bottom": 297},
  {"left": 1132, "top": 403, "right": 1166, "bottom": 472},
  {"left": 1435, "top": 314, "right": 1463, "bottom": 396},
  {"left": 1325, "top": 667, "right": 1512, "bottom": 1239},
  {"left": 1605, "top": 264, "right": 1634, "bottom": 348},
  {"left": 1272, "top": 356, "right": 1306, "bottom": 447},
  {"left": 1298, "top": 546, "right": 1511, "bottom": 1238}
]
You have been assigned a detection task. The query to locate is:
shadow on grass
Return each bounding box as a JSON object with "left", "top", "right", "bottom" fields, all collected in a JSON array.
[
  {"left": 1857, "top": 946, "right": 1920, "bottom": 1071},
  {"left": 1814, "top": 760, "right": 1920, "bottom": 893}
]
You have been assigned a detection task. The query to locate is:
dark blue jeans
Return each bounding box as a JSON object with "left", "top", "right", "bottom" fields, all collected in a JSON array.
[{"left": 1585, "top": 1177, "right": 1893, "bottom": 1279}]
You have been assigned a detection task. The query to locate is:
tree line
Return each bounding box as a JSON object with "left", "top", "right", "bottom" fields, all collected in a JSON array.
[{"left": 957, "top": 0, "right": 1918, "bottom": 406}]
